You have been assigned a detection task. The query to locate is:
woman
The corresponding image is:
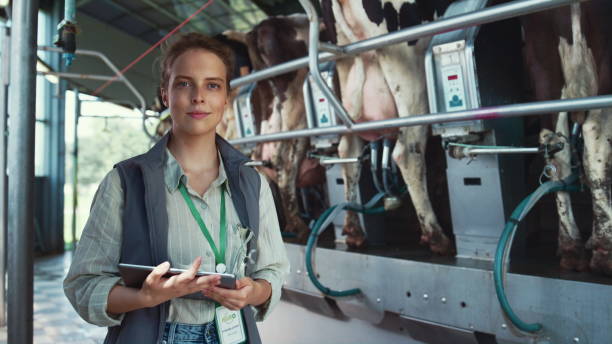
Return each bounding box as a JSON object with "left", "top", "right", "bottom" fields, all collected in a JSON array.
[{"left": 64, "top": 33, "right": 289, "bottom": 344}]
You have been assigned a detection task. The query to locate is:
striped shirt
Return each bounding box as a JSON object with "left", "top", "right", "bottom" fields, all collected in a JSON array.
[{"left": 64, "top": 148, "right": 290, "bottom": 326}]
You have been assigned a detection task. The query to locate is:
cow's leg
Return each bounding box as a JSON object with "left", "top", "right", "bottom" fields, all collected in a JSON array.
[
  {"left": 338, "top": 134, "right": 366, "bottom": 248},
  {"left": 274, "top": 138, "right": 311, "bottom": 242},
  {"left": 393, "top": 126, "right": 450, "bottom": 254},
  {"left": 376, "top": 43, "right": 452, "bottom": 255},
  {"left": 554, "top": 5, "right": 603, "bottom": 271},
  {"left": 540, "top": 120, "right": 587, "bottom": 271},
  {"left": 584, "top": 108, "right": 612, "bottom": 275}
]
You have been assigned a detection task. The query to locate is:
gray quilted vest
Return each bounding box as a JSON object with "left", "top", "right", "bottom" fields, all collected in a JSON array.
[{"left": 105, "top": 133, "right": 262, "bottom": 344}]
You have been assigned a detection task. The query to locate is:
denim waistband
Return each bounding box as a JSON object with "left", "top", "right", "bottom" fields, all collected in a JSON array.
[{"left": 162, "top": 321, "right": 218, "bottom": 344}]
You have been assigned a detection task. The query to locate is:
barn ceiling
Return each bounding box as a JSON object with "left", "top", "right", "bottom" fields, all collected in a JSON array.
[{"left": 75, "top": 0, "right": 303, "bottom": 45}]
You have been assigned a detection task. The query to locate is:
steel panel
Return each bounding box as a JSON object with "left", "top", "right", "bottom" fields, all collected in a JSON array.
[{"left": 284, "top": 244, "right": 612, "bottom": 343}]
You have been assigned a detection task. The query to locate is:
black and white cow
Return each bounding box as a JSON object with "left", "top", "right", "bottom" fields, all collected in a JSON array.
[{"left": 320, "top": 0, "right": 454, "bottom": 253}]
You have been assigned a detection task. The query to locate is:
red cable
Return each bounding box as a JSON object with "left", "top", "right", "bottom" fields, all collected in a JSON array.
[{"left": 93, "top": 0, "right": 215, "bottom": 97}]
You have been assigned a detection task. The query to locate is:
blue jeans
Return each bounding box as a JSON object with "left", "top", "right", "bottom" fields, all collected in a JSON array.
[{"left": 161, "top": 321, "right": 219, "bottom": 344}]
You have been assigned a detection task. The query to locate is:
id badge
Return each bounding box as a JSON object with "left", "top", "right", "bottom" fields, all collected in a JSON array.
[{"left": 215, "top": 306, "right": 246, "bottom": 344}]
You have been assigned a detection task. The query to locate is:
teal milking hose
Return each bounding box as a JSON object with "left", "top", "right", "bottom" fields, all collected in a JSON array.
[
  {"left": 494, "top": 174, "right": 579, "bottom": 333},
  {"left": 305, "top": 191, "right": 388, "bottom": 297}
]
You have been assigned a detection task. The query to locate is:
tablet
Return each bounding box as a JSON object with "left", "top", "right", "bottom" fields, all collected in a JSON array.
[{"left": 118, "top": 263, "right": 237, "bottom": 289}]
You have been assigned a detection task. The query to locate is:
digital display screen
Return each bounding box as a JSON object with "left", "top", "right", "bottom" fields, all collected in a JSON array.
[{"left": 447, "top": 75, "right": 458, "bottom": 81}]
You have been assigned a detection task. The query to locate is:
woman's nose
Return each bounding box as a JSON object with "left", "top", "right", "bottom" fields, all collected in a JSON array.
[{"left": 191, "top": 89, "right": 206, "bottom": 104}]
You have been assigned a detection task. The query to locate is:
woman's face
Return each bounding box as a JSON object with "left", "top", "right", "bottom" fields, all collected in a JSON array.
[{"left": 162, "top": 48, "right": 228, "bottom": 138}]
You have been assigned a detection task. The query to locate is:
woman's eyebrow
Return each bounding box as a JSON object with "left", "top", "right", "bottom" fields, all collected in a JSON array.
[{"left": 205, "top": 77, "right": 225, "bottom": 82}]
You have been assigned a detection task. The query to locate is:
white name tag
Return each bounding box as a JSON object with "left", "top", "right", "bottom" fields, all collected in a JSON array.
[{"left": 215, "top": 306, "right": 246, "bottom": 344}]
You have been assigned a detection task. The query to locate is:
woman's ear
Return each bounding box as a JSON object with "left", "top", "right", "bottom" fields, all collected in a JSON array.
[{"left": 161, "top": 88, "right": 168, "bottom": 107}]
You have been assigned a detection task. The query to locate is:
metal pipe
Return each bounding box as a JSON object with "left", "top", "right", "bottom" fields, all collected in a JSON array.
[
  {"left": 37, "top": 71, "right": 117, "bottom": 81},
  {"left": 71, "top": 90, "right": 79, "bottom": 249},
  {"left": 7, "top": 0, "right": 38, "bottom": 343},
  {"left": 299, "top": 0, "right": 354, "bottom": 128},
  {"left": 229, "top": 94, "right": 612, "bottom": 145},
  {"left": 0, "top": 22, "right": 10, "bottom": 328},
  {"left": 79, "top": 114, "right": 145, "bottom": 120},
  {"left": 231, "top": 53, "right": 335, "bottom": 89},
  {"left": 319, "top": 42, "right": 346, "bottom": 55},
  {"left": 65, "top": 0, "right": 76, "bottom": 21},
  {"left": 466, "top": 148, "right": 540, "bottom": 156},
  {"left": 244, "top": 160, "right": 270, "bottom": 167},
  {"left": 318, "top": 157, "right": 360, "bottom": 165},
  {"left": 37, "top": 46, "right": 147, "bottom": 114},
  {"left": 37, "top": 46, "right": 156, "bottom": 140},
  {"left": 230, "top": 0, "right": 577, "bottom": 89}
]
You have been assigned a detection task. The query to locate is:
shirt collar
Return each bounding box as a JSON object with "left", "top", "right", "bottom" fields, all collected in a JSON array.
[{"left": 164, "top": 148, "right": 229, "bottom": 195}]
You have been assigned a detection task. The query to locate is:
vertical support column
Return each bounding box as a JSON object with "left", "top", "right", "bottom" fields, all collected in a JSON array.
[
  {"left": 70, "top": 89, "right": 79, "bottom": 248},
  {"left": 0, "top": 22, "right": 11, "bottom": 328},
  {"left": 7, "top": 0, "right": 38, "bottom": 343},
  {"left": 48, "top": 0, "right": 67, "bottom": 253}
]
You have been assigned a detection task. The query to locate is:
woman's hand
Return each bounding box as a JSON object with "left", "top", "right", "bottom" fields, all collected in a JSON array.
[
  {"left": 138, "top": 257, "right": 221, "bottom": 308},
  {"left": 202, "top": 277, "right": 272, "bottom": 311}
]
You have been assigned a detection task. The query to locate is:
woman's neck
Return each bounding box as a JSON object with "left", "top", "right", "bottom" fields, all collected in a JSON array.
[{"left": 167, "top": 129, "right": 219, "bottom": 175}]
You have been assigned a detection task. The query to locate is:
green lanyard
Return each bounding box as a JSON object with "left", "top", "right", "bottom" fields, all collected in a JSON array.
[{"left": 178, "top": 182, "right": 227, "bottom": 267}]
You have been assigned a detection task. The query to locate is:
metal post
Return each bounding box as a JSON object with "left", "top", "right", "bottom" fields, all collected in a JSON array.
[
  {"left": 71, "top": 90, "right": 79, "bottom": 249},
  {"left": 0, "top": 22, "right": 11, "bottom": 328},
  {"left": 298, "top": 0, "right": 354, "bottom": 128},
  {"left": 7, "top": 0, "right": 38, "bottom": 343}
]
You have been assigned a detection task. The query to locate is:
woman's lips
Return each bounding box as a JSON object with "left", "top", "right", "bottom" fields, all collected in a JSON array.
[{"left": 187, "top": 112, "right": 210, "bottom": 119}]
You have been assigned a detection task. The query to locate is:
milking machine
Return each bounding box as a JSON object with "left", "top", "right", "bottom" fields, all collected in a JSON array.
[
  {"left": 232, "top": 81, "right": 259, "bottom": 157},
  {"left": 425, "top": 0, "right": 592, "bottom": 337},
  {"left": 425, "top": 0, "right": 529, "bottom": 261},
  {"left": 238, "top": 0, "right": 611, "bottom": 342}
]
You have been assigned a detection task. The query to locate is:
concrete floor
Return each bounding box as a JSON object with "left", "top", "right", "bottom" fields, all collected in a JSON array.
[
  {"left": 0, "top": 252, "right": 106, "bottom": 343},
  {"left": 0, "top": 253, "right": 424, "bottom": 344}
]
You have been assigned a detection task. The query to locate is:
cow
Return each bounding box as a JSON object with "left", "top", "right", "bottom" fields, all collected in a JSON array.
[
  {"left": 522, "top": 1, "right": 612, "bottom": 275},
  {"left": 222, "top": 15, "right": 327, "bottom": 242},
  {"left": 322, "top": 0, "right": 611, "bottom": 272},
  {"left": 319, "top": 0, "right": 454, "bottom": 253}
]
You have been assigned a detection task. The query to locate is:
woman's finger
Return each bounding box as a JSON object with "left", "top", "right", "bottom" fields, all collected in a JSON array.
[
  {"left": 195, "top": 274, "right": 221, "bottom": 288},
  {"left": 176, "top": 257, "right": 202, "bottom": 283},
  {"left": 146, "top": 261, "right": 170, "bottom": 285}
]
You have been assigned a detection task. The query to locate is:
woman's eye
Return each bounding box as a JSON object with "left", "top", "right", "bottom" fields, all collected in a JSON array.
[
  {"left": 208, "top": 83, "right": 221, "bottom": 90},
  {"left": 176, "top": 81, "right": 191, "bottom": 88}
]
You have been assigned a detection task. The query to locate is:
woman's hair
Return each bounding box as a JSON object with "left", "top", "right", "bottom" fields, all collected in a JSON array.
[{"left": 160, "top": 32, "right": 234, "bottom": 93}]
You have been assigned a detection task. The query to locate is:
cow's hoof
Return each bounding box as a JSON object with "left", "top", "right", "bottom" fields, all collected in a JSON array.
[
  {"left": 343, "top": 224, "right": 367, "bottom": 249},
  {"left": 590, "top": 248, "right": 612, "bottom": 276},
  {"left": 421, "top": 231, "right": 453, "bottom": 255},
  {"left": 558, "top": 244, "right": 589, "bottom": 272}
]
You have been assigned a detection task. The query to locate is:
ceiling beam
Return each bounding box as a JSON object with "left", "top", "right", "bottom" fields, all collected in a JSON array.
[
  {"left": 76, "top": 0, "right": 96, "bottom": 8},
  {"left": 214, "top": 0, "right": 253, "bottom": 26},
  {"left": 103, "top": 0, "right": 168, "bottom": 36},
  {"left": 141, "top": 0, "right": 231, "bottom": 32}
]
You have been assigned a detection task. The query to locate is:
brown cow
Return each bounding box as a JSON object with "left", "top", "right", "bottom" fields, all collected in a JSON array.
[{"left": 226, "top": 15, "right": 326, "bottom": 241}]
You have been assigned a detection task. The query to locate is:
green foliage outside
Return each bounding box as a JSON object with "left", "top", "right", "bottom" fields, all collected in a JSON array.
[{"left": 64, "top": 114, "right": 155, "bottom": 247}]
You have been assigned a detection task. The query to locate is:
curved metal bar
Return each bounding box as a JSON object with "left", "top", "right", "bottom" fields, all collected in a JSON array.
[
  {"left": 298, "top": 0, "right": 354, "bottom": 128},
  {"left": 37, "top": 45, "right": 157, "bottom": 140},
  {"left": 229, "top": 94, "right": 612, "bottom": 145}
]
